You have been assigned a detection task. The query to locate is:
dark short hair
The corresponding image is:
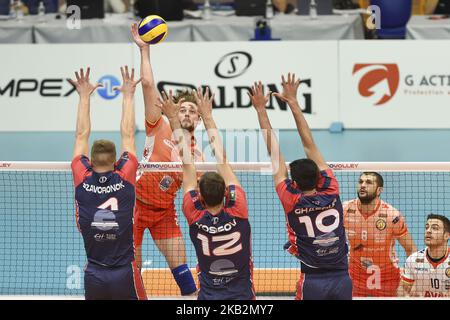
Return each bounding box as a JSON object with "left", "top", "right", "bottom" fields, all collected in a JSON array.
[
  {"left": 360, "top": 172, "right": 384, "bottom": 188},
  {"left": 427, "top": 213, "right": 450, "bottom": 233},
  {"left": 199, "top": 172, "right": 226, "bottom": 207},
  {"left": 91, "top": 140, "right": 116, "bottom": 167},
  {"left": 289, "top": 159, "right": 319, "bottom": 191}
]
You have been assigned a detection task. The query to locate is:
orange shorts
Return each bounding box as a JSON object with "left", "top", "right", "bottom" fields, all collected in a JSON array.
[
  {"left": 134, "top": 200, "right": 182, "bottom": 245},
  {"left": 352, "top": 279, "right": 400, "bottom": 297}
]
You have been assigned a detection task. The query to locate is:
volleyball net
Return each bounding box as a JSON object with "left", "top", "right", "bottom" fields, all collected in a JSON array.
[{"left": 0, "top": 162, "right": 449, "bottom": 298}]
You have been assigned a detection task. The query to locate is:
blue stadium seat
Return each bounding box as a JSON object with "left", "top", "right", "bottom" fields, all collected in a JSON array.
[{"left": 370, "top": 0, "right": 412, "bottom": 39}]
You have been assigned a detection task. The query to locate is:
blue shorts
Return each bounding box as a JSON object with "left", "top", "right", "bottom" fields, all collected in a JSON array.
[
  {"left": 84, "top": 261, "right": 147, "bottom": 300},
  {"left": 296, "top": 270, "right": 352, "bottom": 300},
  {"left": 197, "top": 272, "right": 255, "bottom": 300}
]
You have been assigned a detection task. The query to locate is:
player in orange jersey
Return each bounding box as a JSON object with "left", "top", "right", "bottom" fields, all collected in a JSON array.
[
  {"left": 343, "top": 172, "right": 417, "bottom": 297},
  {"left": 131, "top": 23, "right": 202, "bottom": 295}
]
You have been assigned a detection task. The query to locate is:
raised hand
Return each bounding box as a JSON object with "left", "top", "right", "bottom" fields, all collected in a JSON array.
[
  {"left": 156, "top": 90, "right": 183, "bottom": 119},
  {"left": 113, "top": 66, "right": 142, "bottom": 98},
  {"left": 248, "top": 81, "right": 271, "bottom": 113},
  {"left": 193, "top": 87, "right": 215, "bottom": 119},
  {"left": 131, "top": 22, "right": 149, "bottom": 49},
  {"left": 68, "top": 67, "right": 103, "bottom": 98},
  {"left": 272, "top": 73, "right": 301, "bottom": 104}
]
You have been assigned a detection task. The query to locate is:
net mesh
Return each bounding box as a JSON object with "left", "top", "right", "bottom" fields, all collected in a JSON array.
[{"left": 0, "top": 162, "right": 449, "bottom": 298}]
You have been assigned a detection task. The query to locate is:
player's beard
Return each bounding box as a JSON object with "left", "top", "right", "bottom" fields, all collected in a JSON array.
[
  {"left": 357, "top": 190, "right": 377, "bottom": 204},
  {"left": 181, "top": 119, "right": 195, "bottom": 133}
]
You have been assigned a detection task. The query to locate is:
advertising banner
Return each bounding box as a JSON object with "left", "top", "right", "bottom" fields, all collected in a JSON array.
[
  {"left": 339, "top": 41, "right": 450, "bottom": 129},
  {"left": 0, "top": 41, "right": 339, "bottom": 131}
]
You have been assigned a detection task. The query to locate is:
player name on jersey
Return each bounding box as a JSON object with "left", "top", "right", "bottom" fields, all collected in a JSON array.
[
  {"left": 194, "top": 219, "right": 238, "bottom": 234},
  {"left": 294, "top": 199, "right": 337, "bottom": 215},
  {"left": 82, "top": 181, "right": 125, "bottom": 194}
]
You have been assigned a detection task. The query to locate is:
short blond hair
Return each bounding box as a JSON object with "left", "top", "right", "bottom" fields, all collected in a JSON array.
[{"left": 91, "top": 140, "right": 116, "bottom": 167}]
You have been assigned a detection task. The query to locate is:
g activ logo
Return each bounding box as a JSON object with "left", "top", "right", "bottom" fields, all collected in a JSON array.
[{"left": 353, "top": 64, "right": 400, "bottom": 106}]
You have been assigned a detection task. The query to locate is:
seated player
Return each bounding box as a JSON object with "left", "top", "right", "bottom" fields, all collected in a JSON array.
[
  {"left": 343, "top": 172, "right": 417, "bottom": 297},
  {"left": 70, "top": 66, "right": 146, "bottom": 300},
  {"left": 399, "top": 214, "right": 449, "bottom": 297},
  {"left": 249, "top": 74, "right": 352, "bottom": 300},
  {"left": 156, "top": 88, "right": 255, "bottom": 300}
]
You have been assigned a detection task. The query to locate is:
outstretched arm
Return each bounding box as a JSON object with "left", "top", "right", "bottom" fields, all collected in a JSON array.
[
  {"left": 131, "top": 23, "right": 161, "bottom": 124},
  {"left": 194, "top": 87, "right": 240, "bottom": 187},
  {"left": 397, "top": 231, "right": 417, "bottom": 258},
  {"left": 273, "top": 73, "right": 328, "bottom": 171},
  {"left": 156, "top": 91, "right": 197, "bottom": 193},
  {"left": 248, "top": 82, "right": 288, "bottom": 186},
  {"left": 113, "top": 66, "right": 141, "bottom": 156},
  {"left": 69, "top": 67, "right": 102, "bottom": 159}
]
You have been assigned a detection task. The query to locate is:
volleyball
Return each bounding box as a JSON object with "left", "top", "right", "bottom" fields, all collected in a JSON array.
[{"left": 138, "top": 15, "right": 168, "bottom": 45}]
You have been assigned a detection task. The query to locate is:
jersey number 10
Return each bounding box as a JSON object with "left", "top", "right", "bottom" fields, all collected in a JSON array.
[{"left": 298, "top": 209, "right": 340, "bottom": 237}]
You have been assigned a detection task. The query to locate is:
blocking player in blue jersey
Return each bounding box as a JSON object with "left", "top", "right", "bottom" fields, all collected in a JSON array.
[
  {"left": 156, "top": 88, "right": 255, "bottom": 300},
  {"left": 70, "top": 66, "right": 147, "bottom": 300},
  {"left": 249, "top": 74, "right": 352, "bottom": 300}
]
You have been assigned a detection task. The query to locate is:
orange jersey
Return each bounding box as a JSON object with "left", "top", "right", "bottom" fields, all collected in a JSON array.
[
  {"left": 343, "top": 199, "right": 409, "bottom": 290},
  {"left": 136, "top": 117, "right": 203, "bottom": 209}
]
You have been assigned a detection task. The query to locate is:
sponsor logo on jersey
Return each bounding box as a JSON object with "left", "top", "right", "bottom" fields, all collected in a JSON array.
[
  {"left": 195, "top": 219, "right": 237, "bottom": 234},
  {"left": 312, "top": 232, "right": 339, "bottom": 247},
  {"left": 163, "top": 139, "right": 176, "bottom": 150},
  {"left": 346, "top": 230, "right": 357, "bottom": 236},
  {"left": 375, "top": 219, "right": 386, "bottom": 231},
  {"left": 94, "top": 233, "right": 117, "bottom": 241},
  {"left": 316, "top": 247, "right": 339, "bottom": 257},
  {"left": 416, "top": 258, "right": 424, "bottom": 263},
  {"left": 212, "top": 217, "right": 219, "bottom": 225},
  {"left": 159, "top": 175, "right": 174, "bottom": 192},
  {"left": 99, "top": 176, "right": 107, "bottom": 184},
  {"left": 378, "top": 213, "right": 387, "bottom": 218},
  {"left": 143, "top": 147, "right": 149, "bottom": 159},
  {"left": 91, "top": 210, "right": 119, "bottom": 231},
  {"left": 445, "top": 280, "right": 450, "bottom": 290},
  {"left": 82, "top": 181, "right": 125, "bottom": 194},
  {"left": 91, "top": 210, "right": 119, "bottom": 242},
  {"left": 446, "top": 267, "right": 450, "bottom": 278},
  {"left": 414, "top": 267, "right": 429, "bottom": 272},
  {"left": 361, "top": 258, "right": 373, "bottom": 269},
  {"left": 229, "top": 190, "right": 236, "bottom": 202},
  {"left": 392, "top": 216, "right": 400, "bottom": 224},
  {"left": 424, "top": 291, "right": 445, "bottom": 298}
]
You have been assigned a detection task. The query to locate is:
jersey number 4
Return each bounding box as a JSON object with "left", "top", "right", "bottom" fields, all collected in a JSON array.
[
  {"left": 298, "top": 209, "right": 340, "bottom": 237},
  {"left": 197, "top": 232, "right": 242, "bottom": 257},
  {"left": 98, "top": 198, "right": 118, "bottom": 211}
]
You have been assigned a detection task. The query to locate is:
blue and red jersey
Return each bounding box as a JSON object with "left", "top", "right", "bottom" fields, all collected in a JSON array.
[
  {"left": 72, "top": 152, "right": 138, "bottom": 267},
  {"left": 276, "top": 168, "right": 348, "bottom": 273},
  {"left": 183, "top": 185, "right": 253, "bottom": 282}
]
